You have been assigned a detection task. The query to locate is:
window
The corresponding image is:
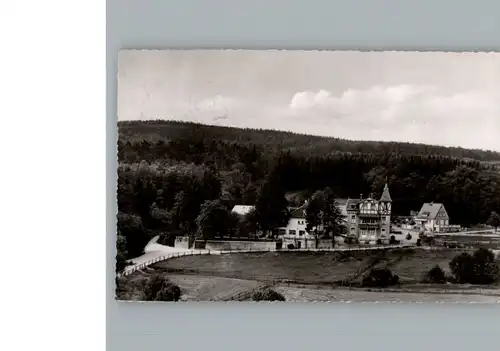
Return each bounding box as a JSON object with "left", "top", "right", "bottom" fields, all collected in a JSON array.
[
  {"left": 382, "top": 228, "right": 386, "bottom": 232},
  {"left": 299, "top": 230, "right": 305, "bottom": 236},
  {"left": 351, "top": 215, "right": 355, "bottom": 220},
  {"left": 289, "top": 230, "right": 296, "bottom": 235},
  {"left": 278, "top": 229, "right": 286, "bottom": 235},
  {"left": 351, "top": 227, "right": 355, "bottom": 232}
]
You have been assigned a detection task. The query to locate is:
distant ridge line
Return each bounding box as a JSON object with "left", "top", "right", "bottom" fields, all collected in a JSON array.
[{"left": 117, "top": 119, "right": 500, "bottom": 161}]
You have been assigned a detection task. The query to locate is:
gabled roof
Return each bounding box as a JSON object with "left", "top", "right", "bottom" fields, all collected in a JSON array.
[
  {"left": 231, "top": 205, "right": 254, "bottom": 216},
  {"left": 417, "top": 202, "right": 447, "bottom": 220},
  {"left": 334, "top": 198, "right": 349, "bottom": 217},
  {"left": 334, "top": 198, "right": 349, "bottom": 206}
]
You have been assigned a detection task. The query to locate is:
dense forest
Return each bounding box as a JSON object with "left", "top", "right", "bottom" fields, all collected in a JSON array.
[
  {"left": 116, "top": 120, "right": 500, "bottom": 271},
  {"left": 118, "top": 120, "right": 500, "bottom": 162}
]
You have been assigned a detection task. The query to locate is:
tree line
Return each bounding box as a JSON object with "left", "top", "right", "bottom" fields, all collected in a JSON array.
[{"left": 118, "top": 120, "right": 500, "bottom": 162}]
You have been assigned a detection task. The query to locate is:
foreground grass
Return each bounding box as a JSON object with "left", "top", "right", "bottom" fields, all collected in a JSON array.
[
  {"left": 117, "top": 248, "right": 500, "bottom": 301},
  {"left": 273, "top": 286, "right": 500, "bottom": 303},
  {"left": 151, "top": 248, "right": 496, "bottom": 285},
  {"left": 152, "top": 249, "right": 377, "bottom": 284}
]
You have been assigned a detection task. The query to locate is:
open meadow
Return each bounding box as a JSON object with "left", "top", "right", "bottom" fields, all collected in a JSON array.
[{"left": 116, "top": 247, "right": 500, "bottom": 302}]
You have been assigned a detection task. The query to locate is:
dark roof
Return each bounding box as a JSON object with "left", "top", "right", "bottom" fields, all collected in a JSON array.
[{"left": 346, "top": 198, "right": 361, "bottom": 211}]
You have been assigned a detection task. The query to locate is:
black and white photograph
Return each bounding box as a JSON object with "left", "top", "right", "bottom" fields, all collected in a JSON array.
[{"left": 115, "top": 49, "right": 500, "bottom": 303}]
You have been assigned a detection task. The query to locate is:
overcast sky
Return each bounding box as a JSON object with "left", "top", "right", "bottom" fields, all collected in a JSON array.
[{"left": 118, "top": 50, "right": 500, "bottom": 151}]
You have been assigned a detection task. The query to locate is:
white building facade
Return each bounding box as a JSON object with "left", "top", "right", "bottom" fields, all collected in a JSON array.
[
  {"left": 414, "top": 202, "right": 459, "bottom": 233},
  {"left": 276, "top": 205, "right": 316, "bottom": 249}
]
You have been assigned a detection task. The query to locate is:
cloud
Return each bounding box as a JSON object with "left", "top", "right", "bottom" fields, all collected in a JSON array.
[
  {"left": 170, "top": 95, "right": 240, "bottom": 123},
  {"left": 286, "top": 85, "right": 500, "bottom": 150},
  {"left": 196, "top": 95, "right": 237, "bottom": 112},
  {"left": 134, "top": 88, "right": 500, "bottom": 152}
]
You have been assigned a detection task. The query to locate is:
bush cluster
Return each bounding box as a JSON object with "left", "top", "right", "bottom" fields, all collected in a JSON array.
[
  {"left": 421, "top": 248, "right": 499, "bottom": 285},
  {"left": 449, "top": 248, "right": 499, "bottom": 284},
  {"left": 252, "top": 288, "right": 286, "bottom": 302},
  {"left": 143, "top": 275, "right": 182, "bottom": 301},
  {"left": 344, "top": 237, "right": 359, "bottom": 245},
  {"left": 362, "top": 268, "right": 400, "bottom": 288},
  {"left": 422, "top": 265, "right": 447, "bottom": 284},
  {"left": 389, "top": 235, "right": 400, "bottom": 245}
]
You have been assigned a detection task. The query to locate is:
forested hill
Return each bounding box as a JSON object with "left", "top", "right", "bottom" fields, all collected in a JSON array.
[
  {"left": 116, "top": 119, "right": 500, "bottom": 266},
  {"left": 118, "top": 120, "right": 500, "bottom": 162}
]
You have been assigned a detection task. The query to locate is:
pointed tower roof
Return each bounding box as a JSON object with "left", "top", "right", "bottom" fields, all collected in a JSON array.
[{"left": 380, "top": 183, "right": 392, "bottom": 202}]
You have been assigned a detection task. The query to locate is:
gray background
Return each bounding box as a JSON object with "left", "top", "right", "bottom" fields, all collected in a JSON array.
[{"left": 107, "top": 1, "right": 500, "bottom": 350}]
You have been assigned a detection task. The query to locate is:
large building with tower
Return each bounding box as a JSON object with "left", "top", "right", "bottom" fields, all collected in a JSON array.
[
  {"left": 231, "top": 183, "right": 393, "bottom": 246},
  {"left": 339, "top": 183, "right": 393, "bottom": 244}
]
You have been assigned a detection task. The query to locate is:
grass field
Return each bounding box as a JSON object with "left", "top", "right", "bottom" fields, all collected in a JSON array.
[
  {"left": 168, "top": 274, "right": 263, "bottom": 301},
  {"left": 151, "top": 248, "right": 494, "bottom": 285},
  {"left": 151, "top": 250, "right": 382, "bottom": 284},
  {"left": 117, "top": 247, "right": 500, "bottom": 301},
  {"left": 273, "top": 286, "right": 500, "bottom": 303},
  {"left": 436, "top": 234, "right": 500, "bottom": 242},
  {"left": 434, "top": 235, "right": 500, "bottom": 250}
]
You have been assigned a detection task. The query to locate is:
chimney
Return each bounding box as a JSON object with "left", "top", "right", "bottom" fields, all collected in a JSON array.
[{"left": 360, "top": 193, "right": 363, "bottom": 199}]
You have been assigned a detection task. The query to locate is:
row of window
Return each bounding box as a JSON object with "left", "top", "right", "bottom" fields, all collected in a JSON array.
[
  {"left": 350, "top": 227, "right": 386, "bottom": 232},
  {"left": 349, "top": 215, "right": 387, "bottom": 224},
  {"left": 288, "top": 230, "right": 306, "bottom": 236}
]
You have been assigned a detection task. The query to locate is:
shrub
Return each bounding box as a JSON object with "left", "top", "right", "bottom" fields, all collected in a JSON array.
[
  {"left": 287, "top": 243, "right": 295, "bottom": 249},
  {"left": 406, "top": 233, "right": 412, "bottom": 241},
  {"left": 449, "top": 248, "right": 500, "bottom": 285},
  {"left": 422, "top": 265, "right": 447, "bottom": 284},
  {"left": 143, "top": 275, "right": 181, "bottom": 301},
  {"left": 344, "top": 237, "right": 358, "bottom": 245},
  {"left": 115, "top": 276, "right": 127, "bottom": 299},
  {"left": 389, "top": 235, "right": 396, "bottom": 244},
  {"left": 252, "top": 288, "right": 286, "bottom": 302},
  {"left": 419, "top": 234, "right": 435, "bottom": 246},
  {"left": 376, "top": 239, "right": 382, "bottom": 245},
  {"left": 362, "top": 268, "right": 400, "bottom": 288},
  {"left": 416, "top": 239, "right": 422, "bottom": 247}
]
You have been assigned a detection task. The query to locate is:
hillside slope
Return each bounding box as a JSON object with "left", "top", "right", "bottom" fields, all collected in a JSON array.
[{"left": 118, "top": 120, "right": 500, "bottom": 162}]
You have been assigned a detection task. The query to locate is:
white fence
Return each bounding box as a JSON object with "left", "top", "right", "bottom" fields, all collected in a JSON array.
[
  {"left": 118, "top": 250, "right": 210, "bottom": 277},
  {"left": 117, "top": 244, "right": 416, "bottom": 278}
]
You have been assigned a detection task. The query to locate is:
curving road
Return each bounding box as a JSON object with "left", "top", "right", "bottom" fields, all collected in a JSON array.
[{"left": 121, "top": 236, "right": 219, "bottom": 275}]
